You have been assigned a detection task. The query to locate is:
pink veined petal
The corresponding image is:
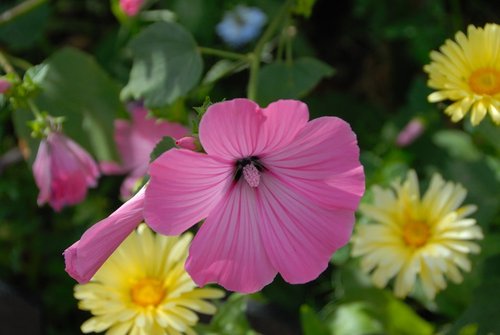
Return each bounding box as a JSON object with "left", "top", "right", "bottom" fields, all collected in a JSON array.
[
  {"left": 263, "top": 116, "right": 361, "bottom": 180},
  {"left": 64, "top": 187, "right": 145, "bottom": 284},
  {"left": 199, "top": 98, "right": 264, "bottom": 159},
  {"left": 60, "top": 134, "right": 100, "bottom": 186},
  {"left": 255, "top": 99, "right": 309, "bottom": 153},
  {"left": 32, "top": 140, "right": 52, "bottom": 207},
  {"left": 144, "top": 149, "right": 233, "bottom": 235},
  {"left": 258, "top": 174, "right": 356, "bottom": 284},
  {"left": 186, "top": 182, "right": 276, "bottom": 293},
  {"left": 199, "top": 99, "right": 310, "bottom": 159}
]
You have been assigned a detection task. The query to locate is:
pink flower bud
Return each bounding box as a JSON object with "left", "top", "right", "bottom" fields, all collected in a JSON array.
[
  {"left": 396, "top": 118, "right": 425, "bottom": 147},
  {"left": 119, "top": 0, "right": 144, "bottom": 16},
  {"left": 32, "top": 132, "right": 100, "bottom": 211},
  {"left": 176, "top": 136, "right": 198, "bottom": 151},
  {"left": 0, "top": 79, "right": 11, "bottom": 94}
]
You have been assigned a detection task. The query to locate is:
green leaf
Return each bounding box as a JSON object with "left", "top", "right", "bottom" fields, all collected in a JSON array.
[
  {"left": 121, "top": 22, "right": 203, "bottom": 108},
  {"left": 433, "top": 130, "right": 482, "bottom": 161},
  {"left": 150, "top": 136, "right": 176, "bottom": 162},
  {"left": 292, "top": 0, "right": 317, "bottom": 18},
  {"left": 12, "top": 48, "right": 123, "bottom": 163},
  {"left": 328, "top": 302, "right": 384, "bottom": 335},
  {"left": 207, "top": 294, "right": 253, "bottom": 335},
  {"left": 300, "top": 305, "right": 329, "bottom": 335},
  {"left": 256, "top": 57, "right": 334, "bottom": 106}
]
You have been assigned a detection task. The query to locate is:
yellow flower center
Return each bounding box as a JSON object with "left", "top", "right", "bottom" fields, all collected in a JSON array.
[
  {"left": 402, "top": 221, "right": 430, "bottom": 248},
  {"left": 130, "top": 278, "right": 165, "bottom": 307},
  {"left": 468, "top": 68, "right": 500, "bottom": 95}
]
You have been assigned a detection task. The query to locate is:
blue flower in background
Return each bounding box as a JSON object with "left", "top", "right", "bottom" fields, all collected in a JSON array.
[{"left": 216, "top": 5, "right": 267, "bottom": 48}]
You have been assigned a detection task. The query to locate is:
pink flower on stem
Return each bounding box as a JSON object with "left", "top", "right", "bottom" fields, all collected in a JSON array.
[
  {"left": 396, "top": 118, "right": 425, "bottom": 147},
  {"left": 144, "top": 99, "right": 365, "bottom": 293},
  {"left": 119, "top": 0, "right": 144, "bottom": 16},
  {"left": 101, "top": 105, "right": 187, "bottom": 199},
  {"left": 176, "top": 136, "right": 199, "bottom": 151},
  {"left": 33, "top": 132, "right": 99, "bottom": 211},
  {"left": 64, "top": 187, "right": 145, "bottom": 283}
]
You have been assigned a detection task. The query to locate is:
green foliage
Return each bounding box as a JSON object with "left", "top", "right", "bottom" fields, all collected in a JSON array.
[
  {"left": 121, "top": 21, "right": 203, "bottom": 108},
  {"left": 256, "top": 57, "right": 334, "bottom": 106},
  {"left": 150, "top": 136, "right": 176, "bottom": 162},
  {"left": 300, "top": 305, "right": 329, "bottom": 335},
  {"left": 12, "top": 48, "right": 122, "bottom": 163}
]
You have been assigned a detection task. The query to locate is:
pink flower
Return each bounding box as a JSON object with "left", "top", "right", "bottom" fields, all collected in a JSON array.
[
  {"left": 101, "top": 105, "right": 187, "bottom": 199},
  {"left": 33, "top": 132, "right": 99, "bottom": 211},
  {"left": 0, "top": 79, "right": 11, "bottom": 94},
  {"left": 64, "top": 187, "right": 145, "bottom": 283},
  {"left": 144, "top": 99, "right": 365, "bottom": 293},
  {"left": 396, "top": 118, "right": 425, "bottom": 147},
  {"left": 119, "top": 0, "right": 144, "bottom": 16}
]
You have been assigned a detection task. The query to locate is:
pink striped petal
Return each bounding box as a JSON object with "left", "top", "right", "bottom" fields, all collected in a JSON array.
[
  {"left": 186, "top": 182, "right": 276, "bottom": 293},
  {"left": 263, "top": 116, "right": 360, "bottom": 180},
  {"left": 258, "top": 175, "right": 356, "bottom": 284},
  {"left": 199, "top": 99, "right": 309, "bottom": 159},
  {"left": 64, "top": 187, "right": 145, "bottom": 283},
  {"left": 144, "top": 149, "right": 233, "bottom": 235}
]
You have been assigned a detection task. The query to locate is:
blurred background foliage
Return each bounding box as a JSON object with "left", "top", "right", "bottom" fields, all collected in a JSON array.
[{"left": 0, "top": 0, "right": 499, "bottom": 334}]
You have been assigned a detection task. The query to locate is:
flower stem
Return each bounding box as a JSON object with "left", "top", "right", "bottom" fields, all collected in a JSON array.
[
  {"left": 0, "top": 50, "right": 17, "bottom": 76},
  {"left": 247, "top": 1, "right": 291, "bottom": 101},
  {"left": 198, "top": 47, "right": 249, "bottom": 61},
  {"left": 0, "top": 0, "right": 48, "bottom": 26}
]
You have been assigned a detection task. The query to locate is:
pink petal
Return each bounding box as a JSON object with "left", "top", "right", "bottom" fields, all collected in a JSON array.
[
  {"left": 144, "top": 149, "right": 233, "bottom": 235},
  {"left": 32, "top": 140, "right": 52, "bottom": 207},
  {"left": 64, "top": 187, "right": 145, "bottom": 283},
  {"left": 199, "top": 99, "right": 309, "bottom": 159},
  {"left": 132, "top": 106, "right": 187, "bottom": 141},
  {"left": 258, "top": 174, "right": 356, "bottom": 284},
  {"left": 186, "top": 182, "right": 276, "bottom": 293},
  {"left": 263, "top": 116, "right": 361, "bottom": 180}
]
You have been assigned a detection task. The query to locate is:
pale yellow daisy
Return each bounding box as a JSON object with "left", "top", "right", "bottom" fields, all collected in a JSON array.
[
  {"left": 424, "top": 23, "right": 500, "bottom": 126},
  {"left": 74, "top": 224, "right": 224, "bottom": 335},
  {"left": 351, "top": 170, "right": 483, "bottom": 300}
]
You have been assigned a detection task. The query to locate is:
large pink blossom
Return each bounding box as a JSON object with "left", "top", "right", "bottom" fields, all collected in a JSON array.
[
  {"left": 33, "top": 132, "right": 99, "bottom": 211},
  {"left": 64, "top": 187, "right": 145, "bottom": 283},
  {"left": 101, "top": 105, "right": 187, "bottom": 198},
  {"left": 144, "top": 99, "right": 365, "bottom": 293}
]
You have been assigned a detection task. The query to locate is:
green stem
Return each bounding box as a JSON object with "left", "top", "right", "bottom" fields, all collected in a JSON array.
[
  {"left": 0, "top": 0, "right": 48, "bottom": 26},
  {"left": 198, "top": 47, "right": 249, "bottom": 61},
  {"left": 0, "top": 50, "right": 16, "bottom": 76},
  {"left": 27, "top": 99, "right": 43, "bottom": 119},
  {"left": 247, "top": 1, "right": 291, "bottom": 101}
]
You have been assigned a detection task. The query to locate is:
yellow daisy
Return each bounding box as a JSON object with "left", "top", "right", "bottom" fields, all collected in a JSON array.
[
  {"left": 74, "top": 224, "right": 224, "bottom": 335},
  {"left": 351, "top": 170, "right": 483, "bottom": 300},
  {"left": 424, "top": 23, "right": 500, "bottom": 126}
]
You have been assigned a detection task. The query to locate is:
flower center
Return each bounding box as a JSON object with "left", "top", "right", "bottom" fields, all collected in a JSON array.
[
  {"left": 468, "top": 68, "right": 500, "bottom": 95},
  {"left": 402, "top": 221, "right": 430, "bottom": 248},
  {"left": 234, "top": 156, "right": 264, "bottom": 188},
  {"left": 130, "top": 278, "right": 165, "bottom": 307}
]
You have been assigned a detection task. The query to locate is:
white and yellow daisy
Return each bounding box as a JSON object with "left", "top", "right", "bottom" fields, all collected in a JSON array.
[
  {"left": 351, "top": 170, "right": 483, "bottom": 300},
  {"left": 74, "top": 224, "right": 224, "bottom": 335},
  {"left": 424, "top": 23, "right": 500, "bottom": 126}
]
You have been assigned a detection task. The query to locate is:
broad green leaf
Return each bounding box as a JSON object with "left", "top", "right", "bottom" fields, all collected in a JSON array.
[
  {"left": 12, "top": 48, "right": 122, "bottom": 163},
  {"left": 448, "top": 256, "right": 500, "bottom": 335},
  {"left": 150, "top": 136, "right": 176, "bottom": 162},
  {"left": 300, "top": 305, "right": 329, "bottom": 335},
  {"left": 207, "top": 294, "right": 253, "bottom": 335},
  {"left": 433, "top": 130, "right": 481, "bottom": 161},
  {"left": 256, "top": 57, "right": 334, "bottom": 106},
  {"left": 328, "top": 302, "right": 384, "bottom": 335},
  {"left": 121, "top": 22, "right": 203, "bottom": 108}
]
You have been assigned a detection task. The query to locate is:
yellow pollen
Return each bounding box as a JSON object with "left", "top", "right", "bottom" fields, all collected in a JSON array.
[
  {"left": 402, "top": 221, "right": 430, "bottom": 248},
  {"left": 468, "top": 68, "right": 500, "bottom": 95},
  {"left": 130, "top": 278, "right": 165, "bottom": 307}
]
